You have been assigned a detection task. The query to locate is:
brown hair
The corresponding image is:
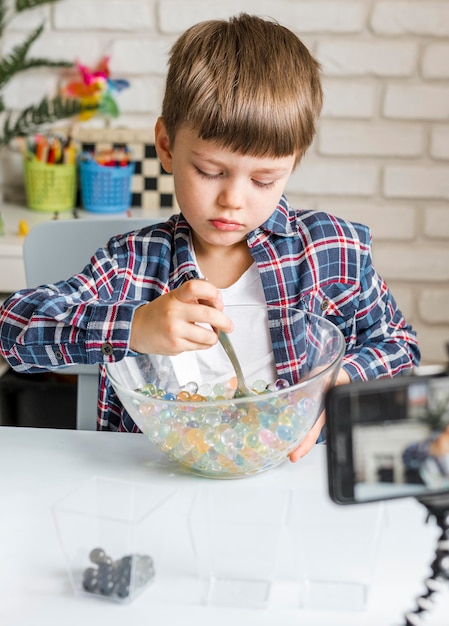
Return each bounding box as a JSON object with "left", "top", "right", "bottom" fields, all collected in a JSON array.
[{"left": 161, "top": 13, "right": 322, "bottom": 162}]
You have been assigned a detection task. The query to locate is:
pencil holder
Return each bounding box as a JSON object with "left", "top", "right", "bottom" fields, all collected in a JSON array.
[
  {"left": 79, "top": 156, "right": 135, "bottom": 213},
  {"left": 24, "top": 155, "right": 77, "bottom": 212}
]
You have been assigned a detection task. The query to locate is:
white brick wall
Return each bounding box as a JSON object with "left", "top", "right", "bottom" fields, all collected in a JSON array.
[
  {"left": 431, "top": 126, "right": 449, "bottom": 159},
  {"left": 384, "top": 85, "right": 449, "bottom": 120},
  {"left": 317, "top": 41, "right": 418, "bottom": 76},
  {"left": 422, "top": 44, "right": 449, "bottom": 78},
  {"left": 371, "top": 2, "right": 449, "bottom": 36},
  {"left": 318, "top": 121, "right": 424, "bottom": 157},
  {"left": 384, "top": 166, "right": 449, "bottom": 199},
  {"left": 1, "top": 0, "right": 448, "bottom": 366}
]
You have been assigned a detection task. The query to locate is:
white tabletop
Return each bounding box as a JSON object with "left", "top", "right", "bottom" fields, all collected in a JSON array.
[{"left": 0, "top": 426, "right": 448, "bottom": 626}]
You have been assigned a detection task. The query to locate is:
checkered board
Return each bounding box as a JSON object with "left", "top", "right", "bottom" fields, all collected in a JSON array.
[{"left": 73, "top": 128, "right": 178, "bottom": 212}]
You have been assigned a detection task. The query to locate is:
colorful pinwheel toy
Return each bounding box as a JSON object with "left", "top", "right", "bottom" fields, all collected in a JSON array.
[{"left": 63, "top": 57, "right": 130, "bottom": 120}]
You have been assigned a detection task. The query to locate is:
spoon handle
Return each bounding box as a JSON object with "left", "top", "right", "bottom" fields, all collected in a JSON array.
[
  {"left": 217, "top": 330, "right": 243, "bottom": 376},
  {"left": 217, "top": 330, "right": 256, "bottom": 397}
]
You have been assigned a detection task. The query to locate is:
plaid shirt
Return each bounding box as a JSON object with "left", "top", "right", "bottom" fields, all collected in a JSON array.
[{"left": 0, "top": 196, "right": 420, "bottom": 431}]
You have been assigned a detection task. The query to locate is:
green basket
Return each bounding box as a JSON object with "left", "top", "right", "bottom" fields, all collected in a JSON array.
[{"left": 24, "top": 156, "right": 77, "bottom": 212}]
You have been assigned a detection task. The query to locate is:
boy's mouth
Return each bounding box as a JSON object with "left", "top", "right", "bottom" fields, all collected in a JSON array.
[{"left": 210, "top": 219, "right": 241, "bottom": 231}]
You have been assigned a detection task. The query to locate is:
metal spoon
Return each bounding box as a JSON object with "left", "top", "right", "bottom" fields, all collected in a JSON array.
[{"left": 216, "top": 330, "right": 258, "bottom": 398}]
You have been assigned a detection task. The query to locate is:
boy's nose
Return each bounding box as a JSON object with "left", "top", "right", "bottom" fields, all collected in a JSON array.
[{"left": 217, "top": 182, "right": 244, "bottom": 210}]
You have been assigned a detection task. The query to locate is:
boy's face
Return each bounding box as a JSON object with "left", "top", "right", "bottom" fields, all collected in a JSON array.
[{"left": 155, "top": 119, "right": 296, "bottom": 253}]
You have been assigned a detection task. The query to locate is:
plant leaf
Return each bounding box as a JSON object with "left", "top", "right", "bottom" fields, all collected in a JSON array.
[
  {"left": 0, "top": 0, "right": 8, "bottom": 38},
  {"left": 19, "top": 58, "right": 74, "bottom": 71},
  {"left": 15, "top": 0, "right": 59, "bottom": 12},
  {"left": 0, "top": 23, "right": 44, "bottom": 90},
  {"left": 0, "top": 95, "right": 97, "bottom": 146}
]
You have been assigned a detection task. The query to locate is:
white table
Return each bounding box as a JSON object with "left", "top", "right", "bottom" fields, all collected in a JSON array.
[{"left": 0, "top": 427, "right": 448, "bottom": 626}]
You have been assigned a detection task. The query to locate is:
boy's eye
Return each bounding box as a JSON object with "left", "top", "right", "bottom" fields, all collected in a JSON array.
[
  {"left": 252, "top": 179, "right": 275, "bottom": 189},
  {"left": 195, "top": 167, "right": 221, "bottom": 180},
  {"left": 195, "top": 166, "right": 275, "bottom": 190}
]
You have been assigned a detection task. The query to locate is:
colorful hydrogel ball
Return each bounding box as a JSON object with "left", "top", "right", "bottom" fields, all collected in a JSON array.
[
  {"left": 133, "top": 377, "right": 318, "bottom": 477},
  {"left": 138, "top": 377, "right": 291, "bottom": 402}
]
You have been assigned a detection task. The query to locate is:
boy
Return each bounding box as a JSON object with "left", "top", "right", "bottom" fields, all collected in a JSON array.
[{"left": 0, "top": 14, "right": 419, "bottom": 460}]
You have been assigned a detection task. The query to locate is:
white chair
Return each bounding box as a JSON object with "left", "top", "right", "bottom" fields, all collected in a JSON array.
[{"left": 23, "top": 216, "right": 157, "bottom": 430}]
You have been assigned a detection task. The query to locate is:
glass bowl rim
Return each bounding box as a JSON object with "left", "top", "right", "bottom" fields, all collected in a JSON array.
[{"left": 106, "top": 307, "right": 346, "bottom": 409}]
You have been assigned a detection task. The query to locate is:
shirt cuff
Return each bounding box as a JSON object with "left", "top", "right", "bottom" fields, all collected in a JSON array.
[{"left": 84, "top": 300, "right": 146, "bottom": 363}]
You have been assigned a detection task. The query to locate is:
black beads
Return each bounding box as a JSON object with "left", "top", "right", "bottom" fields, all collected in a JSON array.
[
  {"left": 89, "top": 548, "right": 107, "bottom": 565},
  {"left": 82, "top": 566, "right": 98, "bottom": 592},
  {"left": 82, "top": 547, "right": 155, "bottom": 600}
]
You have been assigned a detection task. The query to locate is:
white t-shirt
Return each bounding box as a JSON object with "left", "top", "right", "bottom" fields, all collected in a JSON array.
[{"left": 170, "top": 263, "right": 277, "bottom": 390}]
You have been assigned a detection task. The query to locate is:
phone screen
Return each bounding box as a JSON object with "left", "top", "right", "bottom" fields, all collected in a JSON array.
[{"left": 326, "top": 376, "right": 449, "bottom": 504}]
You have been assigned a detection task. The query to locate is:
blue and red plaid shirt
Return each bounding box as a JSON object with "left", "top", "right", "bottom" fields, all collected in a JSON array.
[{"left": 0, "top": 196, "right": 420, "bottom": 431}]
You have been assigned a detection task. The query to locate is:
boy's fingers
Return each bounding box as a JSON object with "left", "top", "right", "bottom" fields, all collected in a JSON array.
[
  {"left": 289, "top": 373, "right": 350, "bottom": 462},
  {"left": 186, "top": 303, "right": 234, "bottom": 335},
  {"left": 175, "top": 280, "right": 233, "bottom": 333},
  {"left": 176, "top": 279, "right": 222, "bottom": 307},
  {"left": 289, "top": 411, "right": 325, "bottom": 462}
]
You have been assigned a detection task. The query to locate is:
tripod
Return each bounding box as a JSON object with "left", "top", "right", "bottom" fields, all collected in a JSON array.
[{"left": 403, "top": 493, "right": 449, "bottom": 625}]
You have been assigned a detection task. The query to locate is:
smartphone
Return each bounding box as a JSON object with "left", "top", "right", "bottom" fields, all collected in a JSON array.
[{"left": 326, "top": 375, "right": 449, "bottom": 504}]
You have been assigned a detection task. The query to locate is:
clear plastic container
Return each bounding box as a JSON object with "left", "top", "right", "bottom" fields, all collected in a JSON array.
[
  {"left": 288, "top": 488, "right": 385, "bottom": 611},
  {"left": 52, "top": 476, "right": 176, "bottom": 603},
  {"left": 189, "top": 485, "right": 290, "bottom": 608}
]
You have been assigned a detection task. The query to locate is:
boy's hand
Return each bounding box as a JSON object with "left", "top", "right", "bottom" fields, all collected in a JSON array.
[
  {"left": 129, "top": 279, "right": 233, "bottom": 355},
  {"left": 289, "top": 368, "right": 351, "bottom": 462}
]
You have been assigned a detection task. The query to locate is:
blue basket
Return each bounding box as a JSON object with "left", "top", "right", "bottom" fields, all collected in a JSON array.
[{"left": 79, "top": 157, "right": 135, "bottom": 213}]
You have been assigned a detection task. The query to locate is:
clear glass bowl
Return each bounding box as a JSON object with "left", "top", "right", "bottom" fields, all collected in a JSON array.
[{"left": 106, "top": 306, "right": 345, "bottom": 478}]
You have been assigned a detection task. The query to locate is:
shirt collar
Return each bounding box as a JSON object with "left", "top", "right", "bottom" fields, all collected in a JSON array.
[
  {"left": 169, "top": 214, "right": 201, "bottom": 289},
  {"left": 169, "top": 195, "right": 295, "bottom": 286},
  {"left": 250, "top": 194, "right": 296, "bottom": 240}
]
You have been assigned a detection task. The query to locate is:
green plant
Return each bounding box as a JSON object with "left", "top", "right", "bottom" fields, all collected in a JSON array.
[
  {"left": 0, "top": 0, "right": 85, "bottom": 146},
  {"left": 420, "top": 394, "right": 449, "bottom": 432}
]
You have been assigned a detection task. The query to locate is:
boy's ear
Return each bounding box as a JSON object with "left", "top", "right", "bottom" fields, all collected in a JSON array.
[{"left": 154, "top": 117, "right": 173, "bottom": 173}]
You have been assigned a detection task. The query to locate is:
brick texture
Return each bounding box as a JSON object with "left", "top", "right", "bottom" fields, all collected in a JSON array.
[
  {"left": 1, "top": 0, "right": 448, "bottom": 365},
  {"left": 419, "top": 290, "right": 449, "bottom": 324},
  {"left": 317, "top": 41, "right": 417, "bottom": 76},
  {"left": 431, "top": 126, "right": 449, "bottom": 159},
  {"left": 424, "top": 206, "right": 449, "bottom": 239},
  {"left": 384, "top": 167, "right": 449, "bottom": 199},
  {"left": 422, "top": 44, "right": 449, "bottom": 78},
  {"left": 371, "top": 2, "right": 449, "bottom": 37},
  {"left": 318, "top": 121, "right": 423, "bottom": 157},
  {"left": 384, "top": 85, "right": 449, "bottom": 120}
]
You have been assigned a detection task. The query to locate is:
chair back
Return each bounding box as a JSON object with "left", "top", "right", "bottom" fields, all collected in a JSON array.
[
  {"left": 23, "top": 216, "right": 158, "bottom": 429},
  {"left": 24, "top": 217, "right": 154, "bottom": 286}
]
